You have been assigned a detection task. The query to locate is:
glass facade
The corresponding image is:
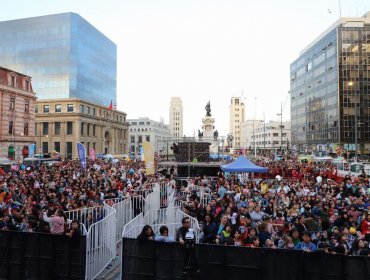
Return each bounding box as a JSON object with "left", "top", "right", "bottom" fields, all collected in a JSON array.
[
  {"left": 290, "top": 17, "right": 370, "bottom": 154},
  {"left": 0, "top": 13, "right": 116, "bottom": 106}
]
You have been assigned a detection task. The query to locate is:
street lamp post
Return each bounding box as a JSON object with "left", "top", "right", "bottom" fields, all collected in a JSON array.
[{"left": 348, "top": 81, "right": 360, "bottom": 161}]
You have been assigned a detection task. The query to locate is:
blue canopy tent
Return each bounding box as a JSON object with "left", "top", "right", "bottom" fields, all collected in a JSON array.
[{"left": 221, "top": 156, "right": 268, "bottom": 173}]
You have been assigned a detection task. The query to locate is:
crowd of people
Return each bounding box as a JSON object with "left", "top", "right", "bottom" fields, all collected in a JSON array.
[
  {"left": 1, "top": 154, "right": 370, "bottom": 257},
  {"left": 173, "top": 158, "right": 370, "bottom": 256},
  {"left": 0, "top": 157, "right": 158, "bottom": 237}
]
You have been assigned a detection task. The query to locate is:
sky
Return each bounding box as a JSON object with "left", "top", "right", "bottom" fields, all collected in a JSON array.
[{"left": 0, "top": 0, "right": 369, "bottom": 137}]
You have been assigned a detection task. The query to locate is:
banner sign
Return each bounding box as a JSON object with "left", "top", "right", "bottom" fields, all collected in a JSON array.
[
  {"left": 89, "top": 147, "right": 96, "bottom": 161},
  {"left": 29, "top": 144, "right": 35, "bottom": 158},
  {"left": 77, "top": 142, "right": 86, "bottom": 172},
  {"left": 142, "top": 141, "right": 154, "bottom": 175}
]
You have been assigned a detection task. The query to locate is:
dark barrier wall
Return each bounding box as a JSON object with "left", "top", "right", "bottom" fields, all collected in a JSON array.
[
  {"left": 122, "top": 238, "right": 370, "bottom": 280},
  {"left": 0, "top": 231, "right": 86, "bottom": 280}
]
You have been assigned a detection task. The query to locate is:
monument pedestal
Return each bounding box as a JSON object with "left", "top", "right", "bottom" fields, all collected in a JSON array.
[
  {"left": 202, "top": 117, "right": 215, "bottom": 139},
  {"left": 200, "top": 117, "right": 219, "bottom": 154}
]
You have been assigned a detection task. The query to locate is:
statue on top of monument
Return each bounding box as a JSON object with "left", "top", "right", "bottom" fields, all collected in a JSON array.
[{"left": 205, "top": 101, "right": 211, "bottom": 117}]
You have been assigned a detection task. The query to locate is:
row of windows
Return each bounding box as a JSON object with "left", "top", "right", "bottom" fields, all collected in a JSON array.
[
  {"left": 8, "top": 121, "right": 29, "bottom": 136},
  {"left": 7, "top": 75, "right": 31, "bottom": 91},
  {"left": 252, "top": 133, "right": 287, "bottom": 138},
  {"left": 130, "top": 128, "right": 151, "bottom": 132},
  {"left": 37, "top": 104, "right": 74, "bottom": 113},
  {"left": 9, "top": 96, "right": 30, "bottom": 113},
  {"left": 81, "top": 123, "right": 96, "bottom": 137},
  {"left": 252, "top": 141, "right": 288, "bottom": 145},
  {"left": 38, "top": 122, "right": 74, "bottom": 135},
  {"left": 130, "top": 121, "right": 151, "bottom": 125},
  {"left": 36, "top": 104, "right": 126, "bottom": 123},
  {"left": 130, "top": 135, "right": 150, "bottom": 143}
]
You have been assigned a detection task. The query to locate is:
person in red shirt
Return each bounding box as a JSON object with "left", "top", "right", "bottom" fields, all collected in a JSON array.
[{"left": 361, "top": 212, "right": 370, "bottom": 235}]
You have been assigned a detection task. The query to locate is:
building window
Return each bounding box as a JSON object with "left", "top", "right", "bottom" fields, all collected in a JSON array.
[
  {"left": 146, "top": 135, "right": 150, "bottom": 142},
  {"left": 67, "top": 122, "right": 73, "bottom": 135},
  {"left": 235, "top": 99, "right": 239, "bottom": 105},
  {"left": 139, "top": 122, "right": 145, "bottom": 125},
  {"left": 42, "top": 142, "right": 48, "bottom": 154},
  {"left": 79, "top": 105, "right": 84, "bottom": 113},
  {"left": 8, "top": 121, "right": 13, "bottom": 135},
  {"left": 92, "top": 108, "right": 96, "bottom": 116},
  {"left": 138, "top": 136, "right": 143, "bottom": 143},
  {"left": 11, "top": 75, "right": 15, "bottom": 87},
  {"left": 54, "top": 142, "right": 60, "bottom": 153},
  {"left": 93, "top": 125, "right": 96, "bottom": 136},
  {"left": 131, "top": 136, "right": 135, "bottom": 143},
  {"left": 273, "top": 133, "right": 279, "bottom": 137},
  {"left": 87, "top": 124, "right": 90, "bottom": 136},
  {"left": 67, "top": 104, "right": 74, "bottom": 112},
  {"left": 66, "top": 142, "right": 72, "bottom": 159},
  {"left": 25, "top": 80, "right": 30, "bottom": 91},
  {"left": 24, "top": 100, "right": 29, "bottom": 113},
  {"left": 81, "top": 123, "right": 84, "bottom": 136},
  {"left": 55, "top": 122, "right": 61, "bottom": 135},
  {"left": 35, "top": 105, "right": 38, "bottom": 113},
  {"left": 43, "top": 105, "right": 50, "bottom": 113},
  {"left": 55, "top": 104, "right": 62, "bottom": 112},
  {"left": 10, "top": 97, "right": 15, "bottom": 111},
  {"left": 43, "top": 122, "right": 49, "bottom": 135},
  {"left": 24, "top": 123, "right": 29, "bottom": 136}
]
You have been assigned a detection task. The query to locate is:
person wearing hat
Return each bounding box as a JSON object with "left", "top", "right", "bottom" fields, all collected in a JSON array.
[{"left": 295, "top": 231, "right": 317, "bottom": 252}]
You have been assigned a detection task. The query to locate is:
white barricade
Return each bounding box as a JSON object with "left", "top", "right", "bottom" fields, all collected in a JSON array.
[
  {"left": 199, "top": 193, "right": 212, "bottom": 206},
  {"left": 144, "top": 186, "right": 160, "bottom": 214},
  {"left": 85, "top": 202, "right": 116, "bottom": 280},
  {"left": 66, "top": 205, "right": 106, "bottom": 230},
  {"left": 122, "top": 213, "right": 144, "bottom": 238},
  {"left": 160, "top": 183, "right": 173, "bottom": 208},
  {"left": 144, "top": 208, "right": 169, "bottom": 225},
  {"left": 65, "top": 182, "right": 172, "bottom": 279}
]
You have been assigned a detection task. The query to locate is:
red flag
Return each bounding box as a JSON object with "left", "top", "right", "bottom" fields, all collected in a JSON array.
[{"left": 108, "top": 100, "right": 113, "bottom": 111}]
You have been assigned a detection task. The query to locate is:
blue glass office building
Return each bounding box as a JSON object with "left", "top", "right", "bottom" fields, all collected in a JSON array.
[
  {"left": 0, "top": 13, "right": 116, "bottom": 106},
  {"left": 290, "top": 12, "right": 370, "bottom": 155}
]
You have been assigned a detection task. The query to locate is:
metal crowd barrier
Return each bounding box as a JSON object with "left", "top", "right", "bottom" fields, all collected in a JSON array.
[
  {"left": 85, "top": 202, "right": 116, "bottom": 280},
  {"left": 64, "top": 182, "right": 176, "bottom": 279},
  {"left": 122, "top": 213, "right": 144, "bottom": 238}
]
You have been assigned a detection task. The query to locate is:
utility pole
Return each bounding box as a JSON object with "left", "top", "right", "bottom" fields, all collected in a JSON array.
[
  {"left": 277, "top": 102, "right": 283, "bottom": 155},
  {"left": 263, "top": 112, "right": 266, "bottom": 156},
  {"left": 355, "top": 106, "right": 358, "bottom": 162},
  {"left": 188, "top": 141, "right": 191, "bottom": 177},
  {"left": 253, "top": 97, "right": 257, "bottom": 158},
  {"left": 166, "top": 138, "right": 169, "bottom": 161}
]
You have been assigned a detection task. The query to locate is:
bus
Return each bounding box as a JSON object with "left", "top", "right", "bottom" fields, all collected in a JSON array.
[{"left": 22, "top": 157, "right": 58, "bottom": 167}]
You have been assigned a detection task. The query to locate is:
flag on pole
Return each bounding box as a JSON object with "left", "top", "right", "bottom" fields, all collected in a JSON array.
[
  {"left": 77, "top": 142, "right": 87, "bottom": 172},
  {"left": 108, "top": 100, "right": 113, "bottom": 111},
  {"left": 89, "top": 147, "right": 96, "bottom": 161},
  {"left": 29, "top": 144, "right": 35, "bottom": 158}
]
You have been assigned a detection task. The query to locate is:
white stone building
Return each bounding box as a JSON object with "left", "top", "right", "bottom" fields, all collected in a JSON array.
[
  {"left": 241, "top": 120, "right": 291, "bottom": 153},
  {"left": 128, "top": 117, "right": 172, "bottom": 155},
  {"left": 169, "top": 97, "right": 183, "bottom": 138},
  {"left": 229, "top": 97, "right": 245, "bottom": 149}
]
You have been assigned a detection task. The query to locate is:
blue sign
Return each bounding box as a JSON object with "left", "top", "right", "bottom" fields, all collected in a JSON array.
[
  {"left": 77, "top": 142, "right": 86, "bottom": 172},
  {"left": 29, "top": 144, "right": 35, "bottom": 158}
]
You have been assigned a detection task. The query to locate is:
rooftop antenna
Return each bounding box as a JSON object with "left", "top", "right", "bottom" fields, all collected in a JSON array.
[{"left": 339, "top": 0, "right": 342, "bottom": 18}]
